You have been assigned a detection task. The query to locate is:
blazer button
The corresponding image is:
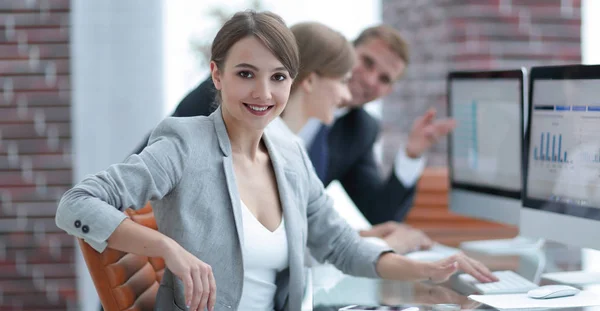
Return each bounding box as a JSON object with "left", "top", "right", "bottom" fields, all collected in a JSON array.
[
  {"left": 74, "top": 220, "right": 81, "bottom": 228},
  {"left": 81, "top": 225, "right": 90, "bottom": 234}
]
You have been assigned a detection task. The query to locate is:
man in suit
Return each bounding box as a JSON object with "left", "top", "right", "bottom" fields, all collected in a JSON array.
[
  {"left": 329, "top": 25, "right": 455, "bottom": 224},
  {"left": 133, "top": 25, "right": 453, "bottom": 252}
]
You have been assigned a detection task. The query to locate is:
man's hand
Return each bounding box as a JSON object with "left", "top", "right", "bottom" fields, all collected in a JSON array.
[
  {"left": 405, "top": 108, "right": 457, "bottom": 159},
  {"left": 360, "top": 221, "right": 433, "bottom": 254}
]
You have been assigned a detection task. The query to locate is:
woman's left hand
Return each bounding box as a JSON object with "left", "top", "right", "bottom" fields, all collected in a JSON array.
[{"left": 427, "top": 252, "right": 499, "bottom": 284}]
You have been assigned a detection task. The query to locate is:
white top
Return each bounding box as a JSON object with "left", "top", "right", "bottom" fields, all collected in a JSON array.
[{"left": 238, "top": 200, "right": 289, "bottom": 311}]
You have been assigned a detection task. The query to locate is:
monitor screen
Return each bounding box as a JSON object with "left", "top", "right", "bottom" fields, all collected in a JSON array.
[
  {"left": 448, "top": 71, "right": 523, "bottom": 199},
  {"left": 524, "top": 67, "right": 600, "bottom": 223}
]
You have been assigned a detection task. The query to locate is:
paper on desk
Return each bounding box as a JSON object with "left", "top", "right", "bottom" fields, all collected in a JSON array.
[{"left": 469, "top": 290, "right": 600, "bottom": 309}]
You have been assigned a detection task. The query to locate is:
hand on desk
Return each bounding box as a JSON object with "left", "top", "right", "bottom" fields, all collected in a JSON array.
[
  {"left": 360, "top": 221, "right": 433, "bottom": 254},
  {"left": 428, "top": 252, "right": 498, "bottom": 284}
]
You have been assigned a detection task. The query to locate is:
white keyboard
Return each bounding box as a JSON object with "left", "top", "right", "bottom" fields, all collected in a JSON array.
[{"left": 458, "top": 270, "right": 539, "bottom": 294}]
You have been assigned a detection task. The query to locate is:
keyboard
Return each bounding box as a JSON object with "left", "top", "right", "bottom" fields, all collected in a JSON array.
[{"left": 458, "top": 270, "right": 539, "bottom": 294}]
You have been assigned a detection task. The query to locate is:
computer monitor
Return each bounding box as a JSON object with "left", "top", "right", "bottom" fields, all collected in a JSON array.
[
  {"left": 521, "top": 64, "right": 600, "bottom": 251},
  {"left": 447, "top": 69, "right": 526, "bottom": 226}
]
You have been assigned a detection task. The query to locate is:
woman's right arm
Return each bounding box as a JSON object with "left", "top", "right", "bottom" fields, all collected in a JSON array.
[
  {"left": 56, "top": 117, "right": 190, "bottom": 252},
  {"left": 55, "top": 118, "right": 216, "bottom": 311}
]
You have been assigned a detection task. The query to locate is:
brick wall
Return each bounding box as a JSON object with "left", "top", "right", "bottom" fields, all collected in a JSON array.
[
  {"left": 0, "top": 0, "right": 76, "bottom": 310},
  {"left": 381, "top": 0, "right": 581, "bottom": 168}
]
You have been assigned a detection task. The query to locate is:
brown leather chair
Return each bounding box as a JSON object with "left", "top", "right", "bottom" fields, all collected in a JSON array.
[{"left": 78, "top": 203, "right": 165, "bottom": 311}]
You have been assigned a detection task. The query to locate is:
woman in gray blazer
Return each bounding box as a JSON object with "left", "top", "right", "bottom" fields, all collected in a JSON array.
[{"left": 55, "top": 10, "right": 497, "bottom": 311}]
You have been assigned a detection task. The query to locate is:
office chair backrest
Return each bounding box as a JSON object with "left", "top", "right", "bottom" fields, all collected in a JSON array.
[{"left": 78, "top": 203, "right": 165, "bottom": 311}]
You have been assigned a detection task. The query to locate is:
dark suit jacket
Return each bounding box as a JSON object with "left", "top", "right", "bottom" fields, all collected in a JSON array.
[{"left": 133, "top": 78, "right": 417, "bottom": 224}]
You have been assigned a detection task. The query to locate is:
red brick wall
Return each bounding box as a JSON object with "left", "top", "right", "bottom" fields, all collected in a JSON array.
[
  {"left": 381, "top": 0, "right": 582, "bottom": 168},
  {"left": 0, "top": 0, "right": 76, "bottom": 310}
]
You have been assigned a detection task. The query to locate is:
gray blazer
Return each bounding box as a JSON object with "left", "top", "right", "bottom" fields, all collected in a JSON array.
[{"left": 55, "top": 107, "right": 391, "bottom": 311}]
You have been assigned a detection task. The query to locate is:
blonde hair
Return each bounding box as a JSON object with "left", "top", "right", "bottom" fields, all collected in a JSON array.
[
  {"left": 290, "top": 22, "right": 355, "bottom": 92},
  {"left": 354, "top": 25, "right": 409, "bottom": 64}
]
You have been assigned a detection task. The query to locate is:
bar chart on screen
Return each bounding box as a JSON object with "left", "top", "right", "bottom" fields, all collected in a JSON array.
[
  {"left": 530, "top": 106, "right": 600, "bottom": 167},
  {"left": 533, "top": 131, "right": 570, "bottom": 163},
  {"left": 527, "top": 104, "right": 600, "bottom": 205}
]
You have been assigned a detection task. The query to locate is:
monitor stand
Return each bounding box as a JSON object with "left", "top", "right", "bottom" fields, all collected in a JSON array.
[
  {"left": 459, "top": 236, "right": 545, "bottom": 255},
  {"left": 541, "top": 248, "right": 600, "bottom": 286}
]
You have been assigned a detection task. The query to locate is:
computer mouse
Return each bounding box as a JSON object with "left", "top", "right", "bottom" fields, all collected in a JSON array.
[{"left": 527, "top": 285, "right": 580, "bottom": 299}]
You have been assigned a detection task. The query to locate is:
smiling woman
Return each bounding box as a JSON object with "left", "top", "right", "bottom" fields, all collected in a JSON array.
[
  {"left": 211, "top": 35, "right": 295, "bottom": 130},
  {"left": 209, "top": 12, "right": 298, "bottom": 135}
]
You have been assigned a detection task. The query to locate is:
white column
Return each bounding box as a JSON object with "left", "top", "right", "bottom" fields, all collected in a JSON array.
[
  {"left": 70, "top": 1, "right": 164, "bottom": 310},
  {"left": 582, "top": 0, "right": 600, "bottom": 65}
]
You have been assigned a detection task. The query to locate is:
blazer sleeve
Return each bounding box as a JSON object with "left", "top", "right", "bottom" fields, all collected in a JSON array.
[
  {"left": 55, "top": 118, "right": 191, "bottom": 252},
  {"left": 340, "top": 146, "right": 417, "bottom": 225},
  {"left": 299, "top": 142, "right": 393, "bottom": 278}
]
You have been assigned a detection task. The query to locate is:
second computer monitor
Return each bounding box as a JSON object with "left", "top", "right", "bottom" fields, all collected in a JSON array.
[
  {"left": 521, "top": 64, "right": 600, "bottom": 250},
  {"left": 447, "top": 69, "right": 525, "bottom": 226}
]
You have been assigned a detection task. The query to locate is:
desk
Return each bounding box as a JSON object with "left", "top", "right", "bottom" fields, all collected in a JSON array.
[{"left": 312, "top": 242, "right": 600, "bottom": 311}]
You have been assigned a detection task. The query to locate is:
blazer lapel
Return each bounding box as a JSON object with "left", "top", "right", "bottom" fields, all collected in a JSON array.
[
  {"left": 223, "top": 157, "right": 245, "bottom": 246},
  {"left": 211, "top": 107, "right": 245, "bottom": 246},
  {"left": 263, "top": 132, "right": 303, "bottom": 309}
]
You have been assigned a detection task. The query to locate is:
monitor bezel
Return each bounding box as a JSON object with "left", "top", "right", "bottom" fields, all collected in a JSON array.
[
  {"left": 523, "top": 64, "right": 600, "bottom": 222},
  {"left": 447, "top": 69, "right": 525, "bottom": 200}
]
